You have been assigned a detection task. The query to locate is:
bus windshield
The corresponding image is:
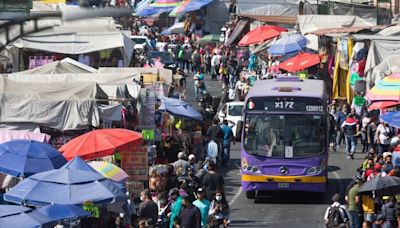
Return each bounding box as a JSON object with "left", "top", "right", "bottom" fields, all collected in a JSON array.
[{"left": 243, "top": 113, "right": 325, "bottom": 158}]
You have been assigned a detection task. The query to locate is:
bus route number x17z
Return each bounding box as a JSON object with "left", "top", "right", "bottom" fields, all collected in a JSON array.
[
  {"left": 306, "top": 105, "right": 324, "bottom": 112},
  {"left": 275, "top": 101, "right": 294, "bottom": 109}
]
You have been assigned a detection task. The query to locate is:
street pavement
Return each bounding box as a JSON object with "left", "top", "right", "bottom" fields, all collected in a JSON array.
[{"left": 184, "top": 72, "right": 362, "bottom": 228}]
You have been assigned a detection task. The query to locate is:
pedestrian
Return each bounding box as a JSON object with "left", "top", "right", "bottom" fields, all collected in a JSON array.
[
  {"left": 380, "top": 196, "right": 397, "bottom": 228},
  {"left": 192, "top": 48, "right": 202, "bottom": 73},
  {"left": 179, "top": 196, "right": 201, "bottom": 228},
  {"left": 206, "top": 119, "right": 224, "bottom": 163},
  {"left": 336, "top": 103, "right": 349, "bottom": 148},
  {"left": 208, "top": 190, "right": 230, "bottom": 228},
  {"left": 361, "top": 192, "right": 375, "bottom": 228},
  {"left": 138, "top": 189, "right": 159, "bottom": 227},
  {"left": 193, "top": 69, "right": 204, "bottom": 101},
  {"left": 376, "top": 121, "right": 393, "bottom": 156},
  {"left": 324, "top": 193, "right": 350, "bottom": 228},
  {"left": 202, "top": 161, "right": 224, "bottom": 201},
  {"left": 361, "top": 112, "right": 371, "bottom": 153},
  {"left": 346, "top": 178, "right": 363, "bottom": 228},
  {"left": 169, "top": 188, "right": 183, "bottom": 228},
  {"left": 172, "top": 152, "right": 190, "bottom": 178},
  {"left": 341, "top": 113, "right": 360, "bottom": 159},
  {"left": 235, "top": 77, "right": 245, "bottom": 101},
  {"left": 206, "top": 139, "right": 218, "bottom": 165},
  {"left": 220, "top": 119, "right": 235, "bottom": 168},
  {"left": 211, "top": 53, "right": 221, "bottom": 80},
  {"left": 193, "top": 188, "right": 211, "bottom": 228}
]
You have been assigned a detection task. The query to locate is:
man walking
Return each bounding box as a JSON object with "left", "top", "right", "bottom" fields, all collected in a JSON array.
[
  {"left": 346, "top": 178, "right": 363, "bottom": 228},
  {"left": 220, "top": 119, "right": 235, "bottom": 168},
  {"left": 324, "top": 193, "right": 350, "bottom": 228},
  {"left": 336, "top": 103, "right": 349, "bottom": 148},
  {"left": 193, "top": 188, "right": 211, "bottom": 228},
  {"left": 341, "top": 113, "right": 360, "bottom": 159},
  {"left": 138, "top": 189, "right": 158, "bottom": 226},
  {"left": 179, "top": 196, "right": 201, "bottom": 228}
]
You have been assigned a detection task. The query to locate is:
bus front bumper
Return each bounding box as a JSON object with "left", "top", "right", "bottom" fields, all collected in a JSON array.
[{"left": 242, "top": 174, "right": 327, "bottom": 192}]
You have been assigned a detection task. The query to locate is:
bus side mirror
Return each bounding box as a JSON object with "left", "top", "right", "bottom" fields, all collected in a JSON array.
[{"left": 236, "top": 120, "right": 243, "bottom": 141}]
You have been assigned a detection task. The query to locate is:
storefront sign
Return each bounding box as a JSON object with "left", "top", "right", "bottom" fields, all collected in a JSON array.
[{"left": 121, "top": 147, "right": 148, "bottom": 181}]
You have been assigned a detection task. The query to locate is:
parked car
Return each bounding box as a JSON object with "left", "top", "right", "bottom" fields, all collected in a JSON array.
[
  {"left": 216, "top": 101, "right": 244, "bottom": 140},
  {"left": 131, "top": 35, "right": 153, "bottom": 51},
  {"left": 147, "top": 51, "right": 176, "bottom": 72}
]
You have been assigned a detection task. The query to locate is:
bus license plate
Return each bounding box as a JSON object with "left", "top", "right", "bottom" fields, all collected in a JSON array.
[{"left": 278, "top": 183, "right": 289, "bottom": 188}]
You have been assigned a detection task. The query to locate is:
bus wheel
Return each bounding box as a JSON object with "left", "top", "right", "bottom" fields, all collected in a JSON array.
[{"left": 246, "top": 190, "right": 256, "bottom": 199}]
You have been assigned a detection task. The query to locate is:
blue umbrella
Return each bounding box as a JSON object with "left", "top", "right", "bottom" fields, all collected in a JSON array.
[
  {"left": 61, "top": 156, "right": 98, "bottom": 173},
  {"left": 0, "top": 205, "right": 32, "bottom": 217},
  {"left": 34, "top": 204, "right": 91, "bottom": 221},
  {"left": 185, "top": 0, "right": 213, "bottom": 12},
  {"left": 268, "top": 34, "right": 308, "bottom": 56},
  {"left": 0, "top": 210, "right": 54, "bottom": 228},
  {"left": 137, "top": 6, "right": 173, "bottom": 17},
  {"left": 0, "top": 140, "right": 67, "bottom": 177},
  {"left": 380, "top": 111, "right": 400, "bottom": 128},
  {"left": 159, "top": 97, "right": 202, "bottom": 120},
  {"left": 4, "top": 165, "right": 126, "bottom": 206}
]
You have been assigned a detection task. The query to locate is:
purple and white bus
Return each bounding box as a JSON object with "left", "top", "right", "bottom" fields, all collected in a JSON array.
[{"left": 240, "top": 77, "right": 328, "bottom": 199}]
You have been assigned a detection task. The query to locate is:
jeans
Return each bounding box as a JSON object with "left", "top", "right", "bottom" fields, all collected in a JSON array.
[
  {"left": 349, "top": 210, "right": 360, "bottom": 228},
  {"left": 222, "top": 143, "right": 230, "bottom": 167},
  {"left": 337, "top": 130, "right": 345, "bottom": 146},
  {"left": 346, "top": 135, "right": 357, "bottom": 156},
  {"left": 194, "top": 84, "right": 199, "bottom": 100},
  {"left": 377, "top": 143, "right": 390, "bottom": 156}
]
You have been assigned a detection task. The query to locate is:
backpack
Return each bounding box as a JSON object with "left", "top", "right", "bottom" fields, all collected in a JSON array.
[{"left": 327, "top": 206, "right": 345, "bottom": 228}]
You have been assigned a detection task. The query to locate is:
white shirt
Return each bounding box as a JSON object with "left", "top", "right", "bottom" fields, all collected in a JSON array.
[
  {"left": 377, "top": 124, "right": 391, "bottom": 145},
  {"left": 207, "top": 140, "right": 218, "bottom": 158},
  {"left": 211, "top": 55, "right": 221, "bottom": 66},
  {"left": 323, "top": 202, "right": 349, "bottom": 222}
]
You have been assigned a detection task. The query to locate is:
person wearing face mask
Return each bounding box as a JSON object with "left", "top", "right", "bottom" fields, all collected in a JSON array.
[
  {"left": 208, "top": 191, "right": 230, "bottom": 227},
  {"left": 138, "top": 189, "right": 158, "bottom": 227}
]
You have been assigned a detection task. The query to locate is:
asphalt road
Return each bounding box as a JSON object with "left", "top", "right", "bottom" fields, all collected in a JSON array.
[{"left": 183, "top": 72, "right": 361, "bottom": 228}]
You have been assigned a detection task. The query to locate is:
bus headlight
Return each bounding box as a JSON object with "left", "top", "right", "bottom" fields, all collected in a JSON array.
[
  {"left": 307, "top": 166, "right": 322, "bottom": 175},
  {"left": 245, "top": 165, "right": 262, "bottom": 174}
]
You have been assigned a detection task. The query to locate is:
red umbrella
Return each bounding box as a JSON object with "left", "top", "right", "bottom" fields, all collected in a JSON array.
[
  {"left": 59, "top": 129, "right": 143, "bottom": 160},
  {"left": 279, "top": 52, "right": 321, "bottom": 72},
  {"left": 238, "top": 25, "right": 287, "bottom": 46},
  {"left": 368, "top": 101, "right": 400, "bottom": 110}
]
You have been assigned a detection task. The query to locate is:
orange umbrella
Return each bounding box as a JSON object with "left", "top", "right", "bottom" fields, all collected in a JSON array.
[
  {"left": 278, "top": 52, "right": 320, "bottom": 72},
  {"left": 238, "top": 25, "right": 287, "bottom": 46},
  {"left": 368, "top": 101, "right": 400, "bottom": 110},
  {"left": 59, "top": 129, "right": 143, "bottom": 160}
]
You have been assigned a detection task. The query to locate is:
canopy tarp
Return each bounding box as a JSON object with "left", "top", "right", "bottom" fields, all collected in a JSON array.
[
  {"left": 17, "top": 57, "right": 98, "bottom": 74},
  {"left": 367, "top": 55, "right": 400, "bottom": 90},
  {"left": 99, "top": 67, "right": 173, "bottom": 84},
  {"left": 297, "top": 15, "right": 374, "bottom": 35},
  {"left": 236, "top": 0, "right": 299, "bottom": 16},
  {"left": 0, "top": 77, "right": 107, "bottom": 130},
  {"left": 365, "top": 40, "right": 400, "bottom": 88},
  {"left": 5, "top": 73, "right": 140, "bottom": 98},
  {"left": 13, "top": 30, "right": 134, "bottom": 67},
  {"left": 0, "top": 129, "right": 50, "bottom": 144}
]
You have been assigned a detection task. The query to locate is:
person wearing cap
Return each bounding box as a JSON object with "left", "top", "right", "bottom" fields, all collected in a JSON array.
[
  {"left": 193, "top": 188, "right": 211, "bottom": 227},
  {"left": 173, "top": 152, "right": 190, "bottom": 178},
  {"left": 188, "top": 154, "right": 196, "bottom": 171},
  {"left": 323, "top": 193, "right": 349, "bottom": 227},
  {"left": 169, "top": 188, "right": 183, "bottom": 228}
]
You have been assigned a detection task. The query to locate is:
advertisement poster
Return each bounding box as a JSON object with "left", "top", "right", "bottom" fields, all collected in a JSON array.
[{"left": 121, "top": 147, "right": 148, "bottom": 182}]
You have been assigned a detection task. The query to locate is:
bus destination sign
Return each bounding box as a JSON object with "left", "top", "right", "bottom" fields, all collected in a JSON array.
[{"left": 247, "top": 97, "right": 325, "bottom": 112}]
